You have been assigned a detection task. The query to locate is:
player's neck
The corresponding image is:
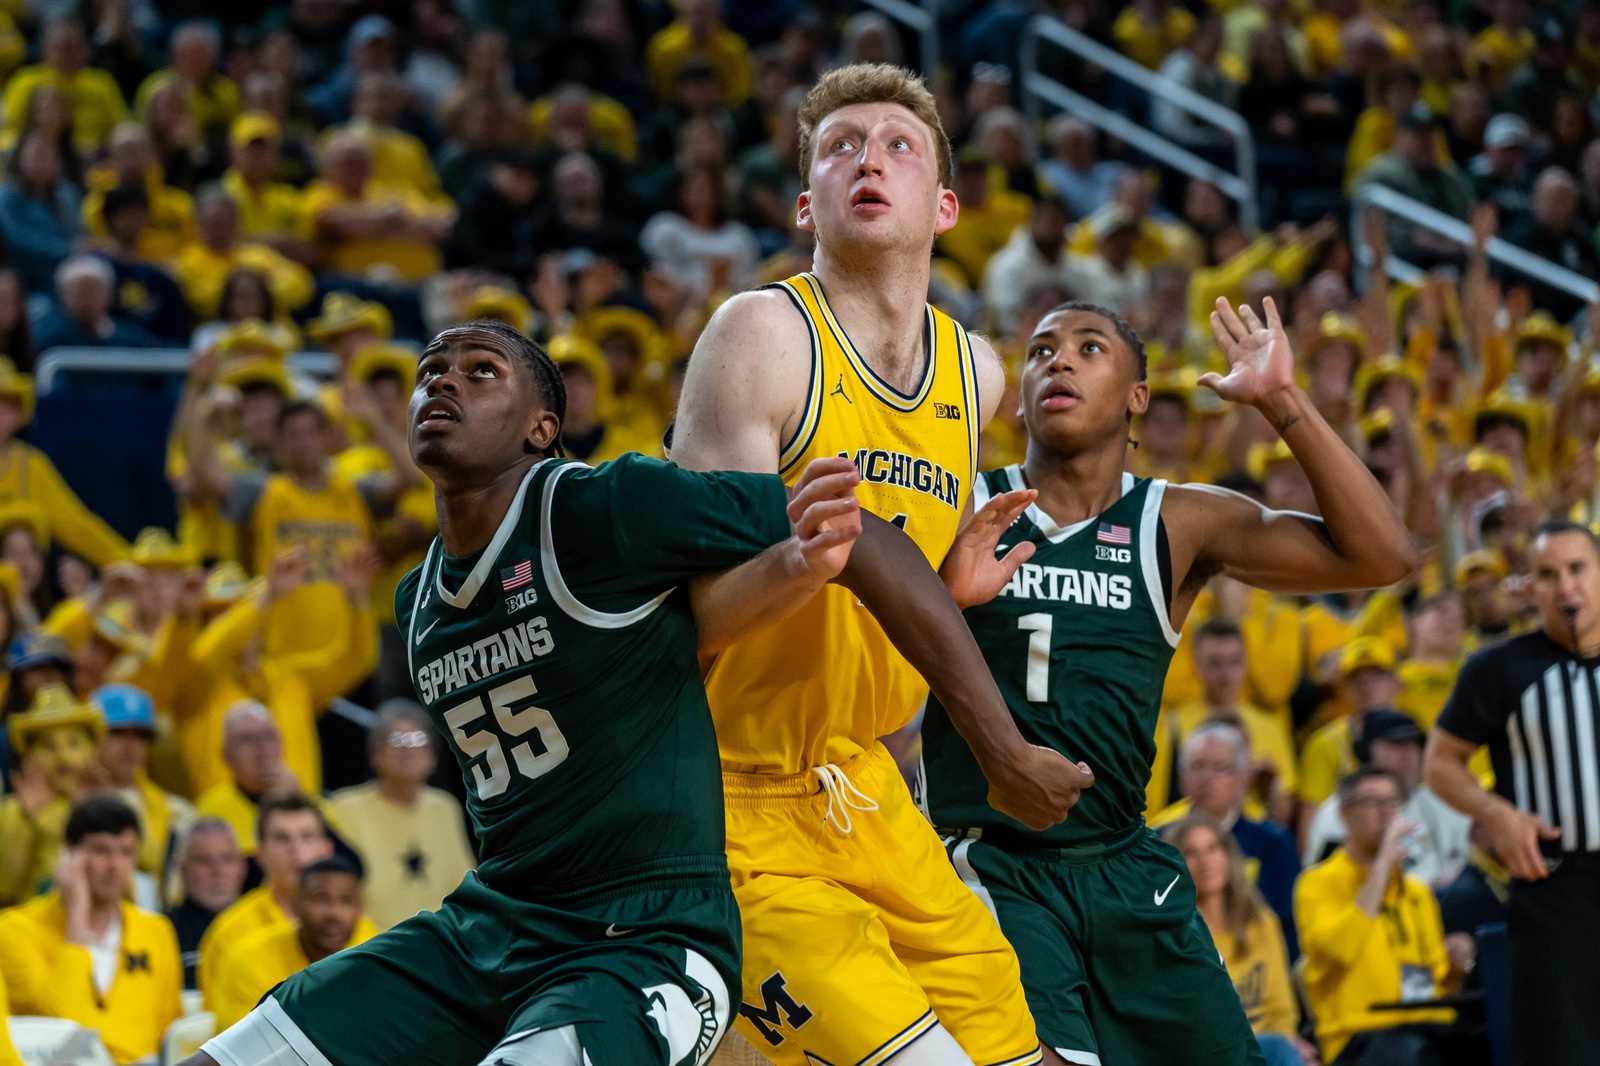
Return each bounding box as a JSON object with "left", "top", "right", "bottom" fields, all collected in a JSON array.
[
  {"left": 811, "top": 246, "right": 930, "bottom": 389},
  {"left": 1020, "top": 438, "right": 1132, "bottom": 527},
  {"left": 435, "top": 459, "right": 540, "bottom": 557}
]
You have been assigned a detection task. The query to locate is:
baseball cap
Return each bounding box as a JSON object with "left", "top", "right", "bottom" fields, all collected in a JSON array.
[
  {"left": 347, "top": 14, "right": 396, "bottom": 50},
  {"left": 1483, "top": 114, "right": 1530, "bottom": 150},
  {"left": 1397, "top": 102, "right": 1438, "bottom": 131},
  {"left": 229, "top": 110, "right": 280, "bottom": 148},
  {"left": 7, "top": 631, "right": 73, "bottom": 673},
  {"left": 1453, "top": 548, "right": 1508, "bottom": 586},
  {"left": 1355, "top": 708, "right": 1424, "bottom": 761},
  {"left": 92, "top": 684, "right": 156, "bottom": 735},
  {"left": 1340, "top": 637, "right": 1396, "bottom": 678}
]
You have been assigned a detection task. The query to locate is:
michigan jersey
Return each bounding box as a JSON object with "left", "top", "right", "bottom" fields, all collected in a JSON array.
[
  {"left": 396, "top": 454, "right": 791, "bottom": 890},
  {"left": 921, "top": 466, "right": 1180, "bottom": 847},
  {"left": 706, "top": 272, "right": 981, "bottom": 774}
]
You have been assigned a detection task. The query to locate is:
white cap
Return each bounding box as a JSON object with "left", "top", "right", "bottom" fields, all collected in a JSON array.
[{"left": 1483, "top": 114, "right": 1530, "bottom": 150}]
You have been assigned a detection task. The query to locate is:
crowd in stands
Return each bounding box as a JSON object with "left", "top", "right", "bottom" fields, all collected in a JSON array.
[{"left": 0, "top": 0, "right": 1594, "bottom": 1062}]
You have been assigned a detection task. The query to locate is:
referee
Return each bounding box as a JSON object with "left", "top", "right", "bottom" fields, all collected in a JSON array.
[{"left": 1424, "top": 519, "right": 1600, "bottom": 1066}]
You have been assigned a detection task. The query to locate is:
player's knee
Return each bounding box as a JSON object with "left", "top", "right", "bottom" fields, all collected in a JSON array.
[
  {"left": 883, "top": 1024, "right": 978, "bottom": 1066},
  {"left": 478, "top": 1026, "right": 586, "bottom": 1066}
]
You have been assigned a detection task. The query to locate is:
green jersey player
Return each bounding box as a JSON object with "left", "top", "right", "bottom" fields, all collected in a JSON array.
[
  {"left": 920, "top": 299, "right": 1415, "bottom": 1065},
  {"left": 184, "top": 320, "right": 1060, "bottom": 1066}
]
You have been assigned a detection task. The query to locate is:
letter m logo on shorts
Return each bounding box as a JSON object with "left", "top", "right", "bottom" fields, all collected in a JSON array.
[{"left": 739, "top": 972, "right": 814, "bottom": 1046}]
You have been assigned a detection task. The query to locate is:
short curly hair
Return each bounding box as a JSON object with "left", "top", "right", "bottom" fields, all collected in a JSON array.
[{"left": 796, "top": 63, "right": 951, "bottom": 189}]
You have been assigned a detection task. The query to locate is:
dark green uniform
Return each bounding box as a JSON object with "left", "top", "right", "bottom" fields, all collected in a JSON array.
[
  {"left": 271, "top": 454, "right": 792, "bottom": 1066},
  {"left": 919, "top": 466, "right": 1264, "bottom": 1066}
]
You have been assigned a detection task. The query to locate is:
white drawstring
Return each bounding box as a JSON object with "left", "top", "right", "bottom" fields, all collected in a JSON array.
[{"left": 814, "top": 763, "right": 879, "bottom": 834}]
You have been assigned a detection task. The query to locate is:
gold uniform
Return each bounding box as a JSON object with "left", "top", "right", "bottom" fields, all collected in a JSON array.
[{"left": 707, "top": 273, "right": 1040, "bottom": 1064}]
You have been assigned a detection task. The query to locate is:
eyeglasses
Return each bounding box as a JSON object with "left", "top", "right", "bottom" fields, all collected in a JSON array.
[
  {"left": 1183, "top": 760, "right": 1243, "bottom": 776},
  {"left": 386, "top": 730, "right": 429, "bottom": 749},
  {"left": 1345, "top": 794, "right": 1402, "bottom": 811}
]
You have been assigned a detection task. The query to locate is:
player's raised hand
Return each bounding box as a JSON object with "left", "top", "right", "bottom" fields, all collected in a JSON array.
[
  {"left": 940, "top": 489, "right": 1038, "bottom": 609},
  {"left": 986, "top": 745, "right": 1094, "bottom": 831},
  {"left": 1202, "top": 297, "right": 1297, "bottom": 408},
  {"left": 787, "top": 456, "right": 863, "bottom": 583}
]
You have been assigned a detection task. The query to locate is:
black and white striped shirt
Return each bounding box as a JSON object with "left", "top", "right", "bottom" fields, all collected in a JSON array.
[{"left": 1438, "top": 630, "right": 1600, "bottom": 853}]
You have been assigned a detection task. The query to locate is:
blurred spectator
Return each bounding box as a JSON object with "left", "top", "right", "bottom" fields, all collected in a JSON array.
[
  {"left": 328, "top": 70, "right": 445, "bottom": 202},
  {"left": 0, "top": 795, "right": 181, "bottom": 1065},
  {"left": 1468, "top": 115, "right": 1533, "bottom": 226},
  {"left": 85, "top": 0, "right": 151, "bottom": 107},
  {"left": 403, "top": 0, "right": 465, "bottom": 117},
  {"left": 532, "top": 80, "right": 638, "bottom": 167},
  {"left": 645, "top": 0, "right": 754, "bottom": 107},
  {"left": 92, "top": 684, "right": 194, "bottom": 881},
  {"left": 305, "top": 15, "right": 400, "bottom": 127},
  {"left": 299, "top": 131, "right": 455, "bottom": 284},
  {"left": 1037, "top": 116, "right": 1128, "bottom": 221},
  {"left": 1343, "top": 65, "right": 1430, "bottom": 192},
  {"left": 0, "top": 131, "right": 84, "bottom": 293},
  {"left": 193, "top": 702, "right": 299, "bottom": 853},
  {"left": 551, "top": 333, "right": 656, "bottom": 463},
  {"left": 166, "top": 817, "right": 246, "bottom": 990},
  {"left": 1112, "top": 0, "right": 1197, "bottom": 70},
  {"left": 94, "top": 183, "right": 192, "bottom": 344},
  {"left": 0, "top": 269, "right": 36, "bottom": 372},
  {"left": 221, "top": 112, "right": 307, "bottom": 256},
  {"left": 736, "top": 84, "right": 804, "bottom": 239},
  {"left": 82, "top": 122, "right": 197, "bottom": 261},
  {"left": 939, "top": 152, "right": 1032, "bottom": 288},
  {"left": 1153, "top": 16, "right": 1243, "bottom": 152},
  {"left": 1499, "top": 15, "right": 1582, "bottom": 135},
  {"left": 528, "top": 151, "right": 643, "bottom": 274},
  {"left": 134, "top": 21, "right": 240, "bottom": 144},
  {"left": 0, "top": 685, "right": 104, "bottom": 905},
  {"left": 174, "top": 189, "right": 314, "bottom": 324},
  {"left": 1064, "top": 206, "right": 1152, "bottom": 315},
  {"left": 1300, "top": 639, "right": 1405, "bottom": 823},
  {"left": 1168, "top": 815, "right": 1314, "bottom": 1066},
  {"left": 442, "top": 149, "right": 543, "bottom": 278},
  {"left": 1393, "top": 592, "right": 1467, "bottom": 732},
  {"left": 983, "top": 196, "right": 1074, "bottom": 335},
  {"left": 1353, "top": 104, "right": 1474, "bottom": 263},
  {"left": 640, "top": 162, "right": 759, "bottom": 302},
  {"left": 437, "top": 29, "right": 518, "bottom": 141},
  {"left": 436, "top": 90, "right": 529, "bottom": 204},
  {"left": 33, "top": 254, "right": 159, "bottom": 350},
  {"left": 329, "top": 702, "right": 475, "bottom": 931},
  {"left": 1, "top": 18, "right": 128, "bottom": 156},
  {"left": 139, "top": 81, "right": 217, "bottom": 195},
  {"left": 0, "top": 83, "right": 84, "bottom": 187},
  {"left": 1502, "top": 168, "right": 1600, "bottom": 321},
  {"left": 1304, "top": 710, "right": 1471, "bottom": 885},
  {"left": 210, "top": 855, "right": 373, "bottom": 1030},
  {"left": 1295, "top": 767, "right": 1458, "bottom": 1066},
  {"left": 239, "top": 68, "right": 317, "bottom": 187}
]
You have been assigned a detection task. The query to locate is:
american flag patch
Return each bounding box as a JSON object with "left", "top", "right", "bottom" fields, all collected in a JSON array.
[
  {"left": 1097, "top": 523, "right": 1131, "bottom": 545},
  {"left": 500, "top": 560, "right": 533, "bottom": 591}
]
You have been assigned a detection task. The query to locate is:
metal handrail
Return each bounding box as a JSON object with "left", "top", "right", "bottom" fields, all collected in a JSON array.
[
  {"left": 1019, "top": 14, "right": 1259, "bottom": 232},
  {"left": 856, "top": 0, "right": 940, "bottom": 79},
  {"left": 35, "top": 348, "right": 340, "bottom": 394},
  {"left": 1352, "top": 184, "right": 1600, "bottom": 304}
]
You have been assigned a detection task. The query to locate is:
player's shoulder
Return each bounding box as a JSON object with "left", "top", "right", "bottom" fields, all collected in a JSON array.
[{"left": 694, "top": 287, "right": 814, "bottom": 368}]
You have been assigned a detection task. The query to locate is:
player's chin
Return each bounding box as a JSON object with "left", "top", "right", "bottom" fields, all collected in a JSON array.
[{"left": 411, "top": 436, "right": 455, "bottom": 470}]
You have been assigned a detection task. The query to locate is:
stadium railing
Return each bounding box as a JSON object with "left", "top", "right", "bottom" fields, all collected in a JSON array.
[
  {"left": 1018, "top": 14, "right": 1261, "bottom": 233},
  {"left": 1351, "top": 183, "right": 1600, "bottom": 306},
  {"left": 856, "top": 0, "right": 941, "bottom": 82}
]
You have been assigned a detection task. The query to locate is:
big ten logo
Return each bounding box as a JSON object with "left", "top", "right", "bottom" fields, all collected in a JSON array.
[
  {"left": 739, "top": 972, "right": 813, "bottom": 1047},
  {"left": 1095, "top": 545, "right": 1131, "bottom": 563},
  {"left": 933, "top": 402, "right": 962, "bottom": 420}
]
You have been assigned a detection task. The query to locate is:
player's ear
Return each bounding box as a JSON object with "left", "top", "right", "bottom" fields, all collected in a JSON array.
[
  {"left": 524, "top": 410, "right": 560, "bottom": 456},
  {"left": 933, "top": 186, "right": 959, "bottom": 236},
  {"left": 1128, "top": 379, "right": 1149, "bottom": 420},
  {"left": 795, "top": 190, "right": 815, "bottom": 232}
]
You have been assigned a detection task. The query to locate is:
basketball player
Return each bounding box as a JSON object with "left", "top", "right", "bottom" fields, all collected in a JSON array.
[
  {"left": 674, "top": 64, "right": 1090, "bottom": 1065},
  {"left": 919, "top": 298, "right": 1416, "bottom": 1064},
  {"left": 182, "top": 319, "right": 1019, "bottom": 1066}
]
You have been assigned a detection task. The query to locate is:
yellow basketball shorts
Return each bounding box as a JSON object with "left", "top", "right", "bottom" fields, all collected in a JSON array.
[{"left": 724, "top": 742, "right": 1042, "bottom": 1066}]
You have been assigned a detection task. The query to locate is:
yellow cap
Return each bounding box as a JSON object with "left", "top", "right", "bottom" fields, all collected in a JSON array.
[
  {"left": 1460, "top": 446, "right": 1514, "bottom": 489},
  {"left": 307, "top": 292, "right": 393, "bottom": 343},
  {"left": 1354, "top": 354, "right": 1422, "bottom": 411},
  {"left": 0, "top": 500, "right": 49, "bottom": 545},
  {"left": 1340, "top": 636, "right": 1396, "bottom": 677},
  {"left": 229, "top": 110, "right": 281, "bottom": 148},
  {"left": 464, "top": 287, "right": 534, "bottom": 336},
  {"left": 7, "top": 684, "right": 105, "bottom": 751},
  {"left": 216, "top": 319, "right": 292, "bottom": 361},
  {"left": 1146, "top": 368, "right": 1196, "bottom": 408},
  {"left": 1453, "top": 548, "right": 1509, "bottom": 587},
  {"left": 1514, "top": 310, "right": 1571, "bottom": 352},
  {"left": 576, "top": 305, "right": 661, "bottom": 361},
  {"left": 1247, "top": 439, "right": 1295, "bottom": 483},
  {"left": 1360, "top": 407, "right": 1397, "bottom": 442},
  {"left": 203, "top": 562, "right": 255, "bottom": 609},
  {"left": 548, "top": 332, "right": 614, "bottom": 419},
  {"left": 1306, "top": 312, "right": 1366, "bottom": 363},
  {"left": 1473, "top": 388, "right": 1536, "bottom": 439},
  {"left": 348, "top": 343, "right": 418, "bottom": 386},
  {"left": 0, "top": 357, "right": 35, "bottom": 421},
  {"left": 129, "top": 527, "right": 197, "bottom": 568}
]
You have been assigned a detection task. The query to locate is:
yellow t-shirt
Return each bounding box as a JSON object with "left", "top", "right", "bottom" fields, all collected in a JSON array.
[
  {"left": 172, "top": 240, "right": 315, "bottom": 320},
  {"left": 1, "top": 65, "right": 127, "bottom": 154},
  {"left": 1214, "top": 907, "right": 1299, "bottom": 1037},
  {"left": 81, "top": 169, "right": 195, "bottom": 262},
  {"left": 221, "top": 169, "right": 304, "bottom": 241},
  {"left": 1298, "top": 715, "right": 1356, "bottom": 807},
  {"left": 133, "top": 68, "right": 240, "bottom": 140},
  {"left": 0, "top": 894, "right": 181, "bottom": 1065},
  {"left": 643, "top": 21, "right": 754, "bottom": 105},
  {"left": 331, "top": 443, "right": 436, "bottom": 628},
  {"left": 0, "top": 439, "right": 129, "bottom": 566},
  {"left": 249, "top": 471, "right": 373, "bottom": 652},
  {"left": 298, "top": 179, "right": 448, "bottom": 282},
  {"left": 527, "top": 92, "right": 638, "bottom": 163},
  {"left": 0, "top": 965, "right": 26, "bottom": 1066},
  {"left": 1161, "top": 588, "right": 1304, "bottom": 727},
  {"left": 1295, "top": 850, "right": 1455, "bottom": 1062},
  {"left": 327, "top": 783, "right": 477, "bottom": 931},
  {"left": 1111, "top": 5, "right": 1198, "bottom": 68},
  {"left": 210, "top": 920, "right": 375, "bottom": 1030},
  {"left": 320, "top": 122, "right": 446, "bottom": 203}
]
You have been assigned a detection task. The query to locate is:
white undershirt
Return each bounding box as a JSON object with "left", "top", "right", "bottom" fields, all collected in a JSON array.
[{"left": 86, "top": 910, "right": 123, "bottom": 996}]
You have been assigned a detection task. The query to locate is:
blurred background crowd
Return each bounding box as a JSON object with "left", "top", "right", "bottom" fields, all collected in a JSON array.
[{"left": 0, "top": 0, "right": 1595, "bottom": 1062}]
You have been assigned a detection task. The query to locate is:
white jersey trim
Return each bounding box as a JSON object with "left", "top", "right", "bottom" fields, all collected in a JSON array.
[
  {"left": 539, "top": 462, "right": 672, "bottom": 629},
  {"left": 951, "top": 838, "right": 998, "bottom": 919},
  {"left": 432, "top": 459, "right": 550, "bottom": 609},
  {"left": 1139, "top": 479, "right": 1181, "bottom": 648},
  {"left": 1004, "top": 465, "right": 1136, "bottom": 544}
]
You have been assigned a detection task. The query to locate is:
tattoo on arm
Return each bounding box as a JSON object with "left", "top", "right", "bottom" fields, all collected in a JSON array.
[{"left": 1274, "top": 413, "right": 1301, "bottom": 435}]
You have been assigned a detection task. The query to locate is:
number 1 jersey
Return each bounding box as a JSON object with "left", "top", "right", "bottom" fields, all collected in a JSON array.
[
  {"left": 395, "top": 454, "right": 791, "bottom": 894},
  {"left": 919, "top": 466, "right": 1180, "bottom": 848}
]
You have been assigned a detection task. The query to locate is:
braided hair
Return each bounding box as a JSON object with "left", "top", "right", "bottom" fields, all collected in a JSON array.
[{"left": 423, "top": 320, "right": 568, "bottom": 457}]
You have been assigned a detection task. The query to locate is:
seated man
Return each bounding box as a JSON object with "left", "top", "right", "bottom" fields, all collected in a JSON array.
[
  {"left": 193, "top": 702, "right": 301, "bottom": 855},
  {"left": 1152, "top": 722, "right": 1303, "bottom": 958},
  {"left": 93, "top": 684, "right": 194, "bottom": 883},
  {"left": 94, "top": 183, "right": 192, "bottom": 343},
  {"left": 173, "top": 189, "right": 314, "bottom": 323},
  {"left": 329, "top": 701, "right": 475, "bottom": 931},
  {"left": 165, "top": 818, "right": 247, "bottom": 990},
  {"left": 1295, "top": 767, "right": 1457, "bottom": 1066},
  {"left": 32, "top": 254, "right": 159, "bottom": 351},
  {"left": 1303, "top": 709, "right": 1471, "bottom": 885},
  {"left": 0, "top": 795, "right": 181, "bottom": 1065},
  {"left": 81, "top": 122, "right": 195, "bottom": 261},
  {"left": 210, "top": 856, "right": 373, "bottom": 1030},
  {"left": 0, "top": 685, "right": 106, "bottom": 905},
  {"left": 197, "top": 791, "right": 371, "bottom": 1003},
  {"left": 222, "top": 112, "right": 307, "bottom": 257}
]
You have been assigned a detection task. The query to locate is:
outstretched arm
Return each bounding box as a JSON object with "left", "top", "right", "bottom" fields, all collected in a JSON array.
[{"left": 1166, "top": 298, "right": 1417, "bottom": 596}]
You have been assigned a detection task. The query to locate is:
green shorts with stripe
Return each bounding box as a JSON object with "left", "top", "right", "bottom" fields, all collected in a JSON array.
[
  {"left": 947, "top": 826, "right": 1264, "bottom": 1066},
  {"left": 268, "top": 866, "right": 738, "bottom": 1066}
]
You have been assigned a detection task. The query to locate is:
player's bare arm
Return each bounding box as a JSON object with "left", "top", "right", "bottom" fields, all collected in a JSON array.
[{"left": 1161, "top": 297, "right": 1418, "bottom": 627}]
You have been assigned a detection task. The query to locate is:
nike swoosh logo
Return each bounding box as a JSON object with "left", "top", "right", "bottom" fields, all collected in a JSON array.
[
  {"left": 415, "top": 619, "right": 439, "bottom": 646},
  {"left": 604, "top": 924, "right": 634, "bottom": 938},
  {"left": 1154, "top": 874, "right": 1180, "bottom": 906}
]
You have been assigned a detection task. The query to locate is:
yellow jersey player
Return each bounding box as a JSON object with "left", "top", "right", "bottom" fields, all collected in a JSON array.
[{"left": 674, "top": 64, "right": 1091, "bottom": 1065}]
